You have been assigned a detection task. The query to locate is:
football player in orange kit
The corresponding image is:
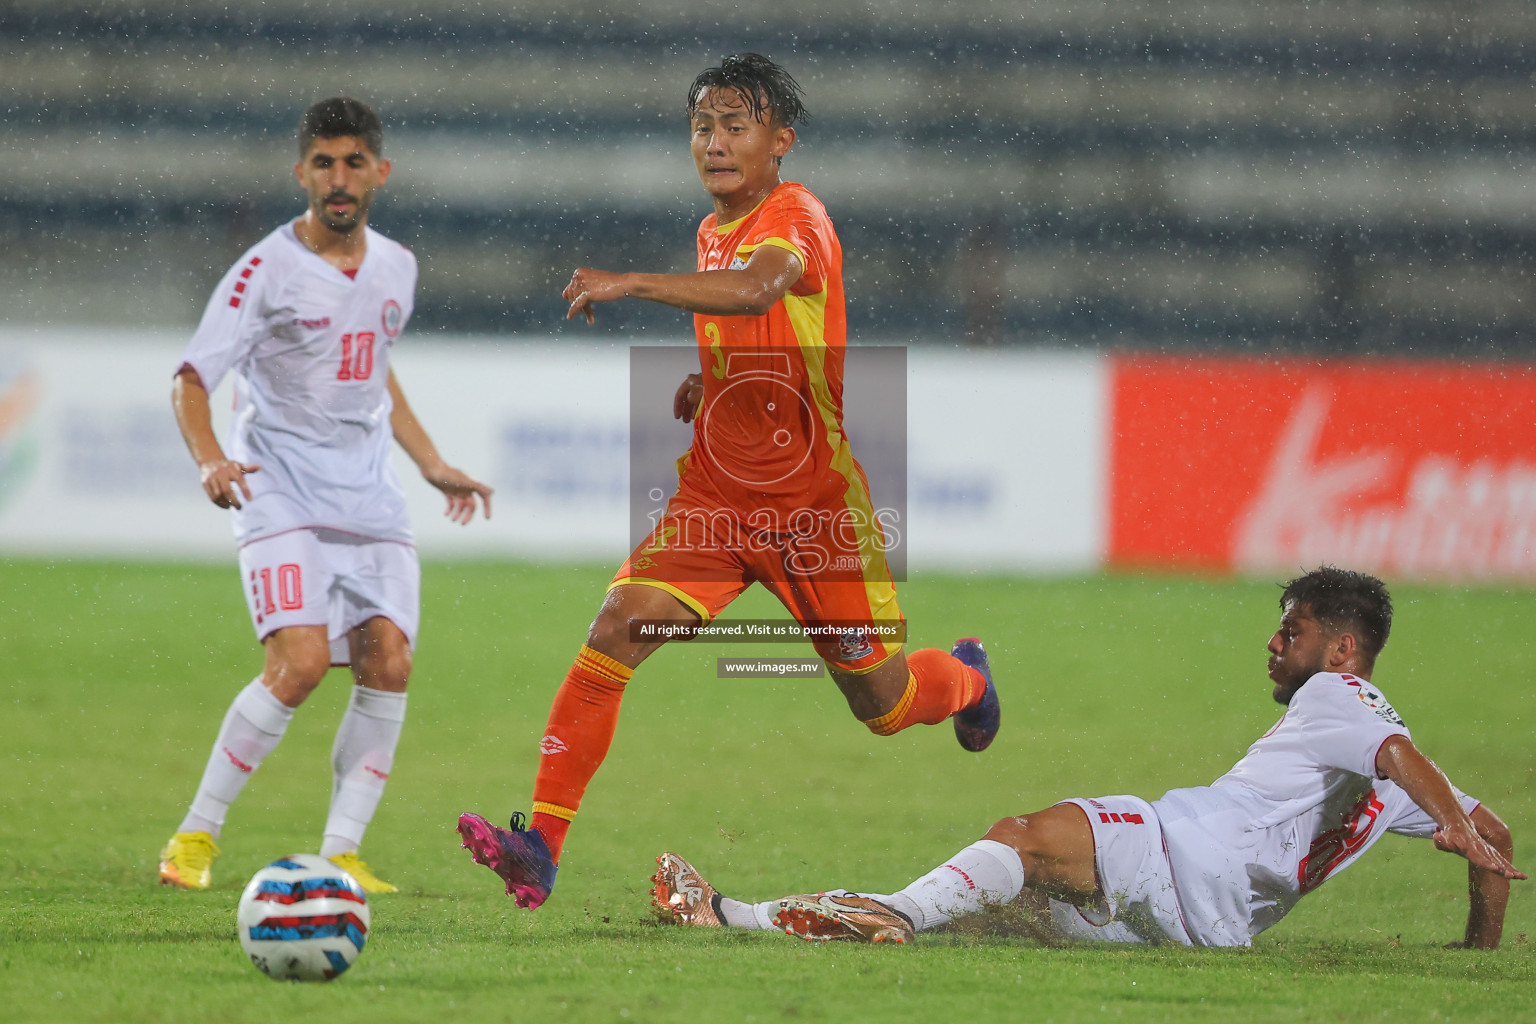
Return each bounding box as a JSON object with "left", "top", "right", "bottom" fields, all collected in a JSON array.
[{"left": 457, "top": 53, "right": 1000, "bottom": 909}]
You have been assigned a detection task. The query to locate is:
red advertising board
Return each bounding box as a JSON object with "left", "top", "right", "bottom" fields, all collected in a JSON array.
[{"left": 1108, "top": 354, "right": 1536, "bottom": 581}]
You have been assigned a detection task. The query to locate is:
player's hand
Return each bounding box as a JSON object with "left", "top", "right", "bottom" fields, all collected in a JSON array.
[
  {"left": 1433, "top": 821, "right": 1527, "bottom": 880},
  {"left": 422, "top": 463, "right": 493, "bottom": 524},
  {"left": 673, "top": 373, "right": 704, "bottom": 423},
  {"left": 563, "top": 268, "right": 632, "bottom": 324},
  {"left": 199, "top": 459, "right": 260, "bottom": 509}
]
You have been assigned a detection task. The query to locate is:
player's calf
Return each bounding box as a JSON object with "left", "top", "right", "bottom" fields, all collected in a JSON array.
[{"left": 851, "top": 641, "right": 999, "bottom": 751}]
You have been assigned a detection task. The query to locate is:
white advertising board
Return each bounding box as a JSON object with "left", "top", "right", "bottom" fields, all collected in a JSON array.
[
  {"left": 904, "top": 348, "right": 1106, "bottom": 572},
  {"left": 0, "top": 330, "right": 1106, "bottom": 571}
]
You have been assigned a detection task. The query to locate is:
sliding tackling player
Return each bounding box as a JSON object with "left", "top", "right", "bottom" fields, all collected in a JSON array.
[
  {"left": 652, "top": 567, "right": 1524, "bottom": 948},
  {"left": 457, "top": 54, "right": 1000, "bottom": 908},
  {"left": 159, "top": 97, "right": 492, "bottom": 894}
]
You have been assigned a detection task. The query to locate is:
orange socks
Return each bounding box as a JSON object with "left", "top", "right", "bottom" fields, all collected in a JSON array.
[
  {"left": 528, "top": 645, "right": 978, "bottom": 859},
  {"left": 530, "top": 645, "right": 633, "bottom": 862},
  {"left": 862, "top": 647, "right": 985, "bottom": 736}
]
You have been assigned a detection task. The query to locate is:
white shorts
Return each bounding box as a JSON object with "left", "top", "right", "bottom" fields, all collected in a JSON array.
[
  {"left": 1053, "top": 796, "right": 1193, "bottom": 946},
  {"left": 238, "top": 527, "right": 420, "bottom": 665}
]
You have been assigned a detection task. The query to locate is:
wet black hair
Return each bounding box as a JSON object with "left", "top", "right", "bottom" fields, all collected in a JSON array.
[
  {"left": 686, "top": 53, "right": 810, "bottom": 128},
  {"left": 1280, "top": 565, "right": 1394, "bottom": 663},
  {"left": 298, "top": 97, "right": 384, "bottom": 159}
]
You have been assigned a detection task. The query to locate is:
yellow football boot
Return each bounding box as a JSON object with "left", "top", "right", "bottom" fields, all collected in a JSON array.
[
  {"left": 159, "top": 831, "right": 220, "bottom": 889},
  {"left": 328, "top": 851, "right": 398, "bottom": 894}
]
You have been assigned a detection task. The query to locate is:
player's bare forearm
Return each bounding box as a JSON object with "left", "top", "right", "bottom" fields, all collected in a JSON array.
[
  {"left": 386, "top": 370, "right": 444, "bottom": 472},
  {"left": 563, "top": 246, "right": 801, "bottom": 322},
  {"left": 627, "top": 267, "right": 786, "bottom": 315},
  {"left": 1378, "top": 736, "right": 1526, "bottom": 882},
  {"left": 1465, "top": 864, "right": 1511, "bottom": 949},
  {"left": 386, "top": 370, "right": 493, "bottom": 523},
  {"left": 172, "top": 366, "right": 259, "bottom": 508},
  {"left": 171, "top": 368, "right": 226, "bottom": 466},
  {"left": 1463, "top": 805, "right": 1515, "bottom": 949},
  {"left": 1376, "top": 737, "right": 1468, "bottom": 828}
]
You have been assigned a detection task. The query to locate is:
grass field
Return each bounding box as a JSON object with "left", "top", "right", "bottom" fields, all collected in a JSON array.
[{"left": 1, "top": 558, "right": 1531, "bottom": 1023}]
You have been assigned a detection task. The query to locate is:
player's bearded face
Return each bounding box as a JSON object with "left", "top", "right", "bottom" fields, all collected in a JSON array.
[
  {"left": 296, "top": 136, "right": 389, "bottom": 235},
  {"left": 1266, "top": 602, "right": 1334, "bottom": 704},
  {"left": 314, "top": 185, "right": 372, "bottom": 232}
]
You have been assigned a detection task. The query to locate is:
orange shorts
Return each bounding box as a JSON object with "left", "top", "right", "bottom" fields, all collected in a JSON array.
[{"left": 612, "top": 496, "right": 903, "bottom": 674}]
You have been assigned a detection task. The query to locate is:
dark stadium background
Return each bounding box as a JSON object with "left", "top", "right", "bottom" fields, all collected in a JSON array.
[{"left": 6, "top": 0, "right": 1535, "bottom": 357}]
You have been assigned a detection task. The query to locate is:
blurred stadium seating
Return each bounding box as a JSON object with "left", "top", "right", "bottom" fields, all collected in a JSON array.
[{"left": 4, "top": 0, "right": 1535, "bottom": 354}]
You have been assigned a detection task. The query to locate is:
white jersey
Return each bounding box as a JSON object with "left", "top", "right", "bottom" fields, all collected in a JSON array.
[
  {"left": 1151, "top": 671, "right": 1475, "bottom": 946},
  {"left": 180, "top": 222, "right": 418, "bottom": 545}
]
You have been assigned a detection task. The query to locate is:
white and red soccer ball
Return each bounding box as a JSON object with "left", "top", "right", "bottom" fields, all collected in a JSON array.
[{"left": 236, "top": 854, "right": 369, "bottom": 981}]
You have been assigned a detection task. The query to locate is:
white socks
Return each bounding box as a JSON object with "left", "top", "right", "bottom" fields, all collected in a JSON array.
[
  {"left": 877, "top": 839, "right": 1026, "bottom": 931},
  {"left": 177, "top": 680, "right": 407, "bottom": 855},
  {"left": 719, "top": 896, "right": 779, "bottom": 930},
  {"left": 179, "top": 678, "right": 294, "bottom": 836},
  {"left": 319, "top": 686, "right": 407, "bottom": 857},
  {"left": 724, "top": 840, "right": 1027, "bottom": 934}
]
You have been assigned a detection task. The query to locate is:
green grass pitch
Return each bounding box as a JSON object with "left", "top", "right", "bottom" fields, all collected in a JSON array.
[{"left": 1, "top": 558, "right": 1531, "bottom": 1023}]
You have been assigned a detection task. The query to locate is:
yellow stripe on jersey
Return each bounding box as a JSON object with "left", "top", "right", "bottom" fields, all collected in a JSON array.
[
  {"left": 737, "top": 237, "right": 809, "bottom": 274},
  {"left": 787, "top": 290, "right": 902, "bottom": 634},
  {"left": 607, "top": 576, "right": 714, "bottom": 624},
  {"left": 714, "top": 194, "right": 775, "bottom": 234}
]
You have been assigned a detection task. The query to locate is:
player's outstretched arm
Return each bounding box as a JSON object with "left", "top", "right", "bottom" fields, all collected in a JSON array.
[
  {"left": 1376, "top": 735, "right": 1525, "bottom": 881},
  {"left": 171, "top": 366, "right": 260, "bottom": 509},
  {"left": 386, "top": 370, "right": 493, "bottom": 524},
  {"left": 563, "top": 246, "right": 802, "bottom": 323},
  {"left": 1376, "top": 735, "right": 1525, "bottom": 949}
]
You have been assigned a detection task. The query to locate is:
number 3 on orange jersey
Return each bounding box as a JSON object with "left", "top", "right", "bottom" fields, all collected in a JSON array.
[{"left": 704, "top": 322, "right": 725, "bottom": 379}]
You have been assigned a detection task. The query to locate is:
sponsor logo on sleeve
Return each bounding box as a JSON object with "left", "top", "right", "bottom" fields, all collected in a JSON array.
[{"left": 1345, "top": 676, "right": 1405, "bottom": 726}]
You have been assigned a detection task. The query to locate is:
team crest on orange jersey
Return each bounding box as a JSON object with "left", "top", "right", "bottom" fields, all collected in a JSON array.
[{"left": 837, "top": 628, "right": 874, "bottom": 661}]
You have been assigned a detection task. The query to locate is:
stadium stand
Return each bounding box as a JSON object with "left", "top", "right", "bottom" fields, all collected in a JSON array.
[{"left": 3, "top": 0, "right": 1535, "bottom": 354}]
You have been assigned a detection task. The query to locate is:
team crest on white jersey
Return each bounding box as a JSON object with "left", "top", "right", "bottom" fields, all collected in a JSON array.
[
  {"left": 381, "top": 299, "right": 403, "bottom": 337},
  {"left": 1344, "top": 675, "right": 1405, "bottom": 726}
]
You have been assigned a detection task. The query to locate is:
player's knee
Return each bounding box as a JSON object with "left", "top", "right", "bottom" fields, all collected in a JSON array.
[
  {"left": 983, "top": 813, "right": 1068, "bottom": 873},
  {"left": 984, "top": 814, "right": 1034, "bottom": 852},
  {"left": 358, "top": 646, "right": 411, "bottom": 690},
  {"left": 585, "top": 609, "right": 630, "bottom": 656},
  {"left": 266, "top": 647, "right": 331, "bottom": 702}
]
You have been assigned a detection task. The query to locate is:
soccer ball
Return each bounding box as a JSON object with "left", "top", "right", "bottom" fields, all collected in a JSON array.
[{"left": 236, "top": 854, "right": 370, "bottom": 982}]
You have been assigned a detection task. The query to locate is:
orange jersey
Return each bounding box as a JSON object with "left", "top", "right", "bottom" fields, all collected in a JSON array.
[{"left": 686, "top": 181, "right": 855, "bottom": 520}]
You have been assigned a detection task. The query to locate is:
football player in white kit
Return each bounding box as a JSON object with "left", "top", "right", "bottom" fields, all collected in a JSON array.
[
  {"left": 651, "top": 567, "right": 1525, "bottom": 948},
  {"left": 158, "top": 98, "right": 492, "bottom": 893}
]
